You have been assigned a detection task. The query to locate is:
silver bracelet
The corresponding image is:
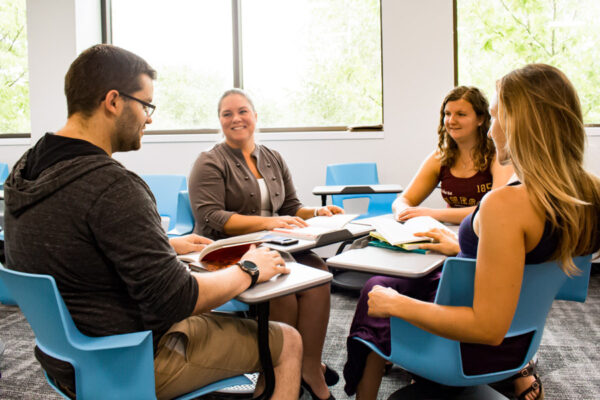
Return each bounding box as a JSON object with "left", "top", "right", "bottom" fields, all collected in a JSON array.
[{"left": 314, "top": 207, "right": 320, "bottom": 217}]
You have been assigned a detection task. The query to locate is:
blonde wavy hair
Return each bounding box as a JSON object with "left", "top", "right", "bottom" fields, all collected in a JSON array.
[{"left": 498, "top": 64, "right": 600, "bottom": 273}]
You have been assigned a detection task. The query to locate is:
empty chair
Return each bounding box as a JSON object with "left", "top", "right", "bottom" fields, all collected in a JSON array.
[
  {"left": 0, "top": 266, "right": 253, "bottom": 400},
  {"left": 0, "top": 163, "right": 9, "bottom": 190},
  {"left": 140, "top": 174, "right": 193, "bottom": 237},
  {"left": 326, "top": 163, "right": 398, "bottom": 290},
  {"left": 168, "top": 190, "right": 195, "bottom": 237},
  {"left": 354, "top": 255, "right": 592, "bottom": 398},
  {"left": 326, "top": 162, "right": 397, "bottom": 219}
]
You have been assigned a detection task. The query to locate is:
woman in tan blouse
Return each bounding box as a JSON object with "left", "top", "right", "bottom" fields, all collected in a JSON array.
[{"left": 189, "top": 89, "right": 341, "bottom": 400}]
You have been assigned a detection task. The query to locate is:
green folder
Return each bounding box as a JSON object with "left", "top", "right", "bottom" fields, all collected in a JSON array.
[{"left": 367, "top": 238, "right": 428, "bottom": 255}]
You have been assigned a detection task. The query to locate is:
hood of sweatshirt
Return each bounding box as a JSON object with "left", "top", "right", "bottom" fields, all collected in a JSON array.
[{"left": 4, "top": 148, "right": 120, "bottom": 218}]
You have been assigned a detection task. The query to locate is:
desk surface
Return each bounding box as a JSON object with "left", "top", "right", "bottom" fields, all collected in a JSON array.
[
  {"left": 326, "top": 214, "right": 458, "bottom": 278},
  {"left": 312, "top": 184, "right": 403, "bottom": 195},
  {"left": 326, "top": 246, "right": 445, "bottom": 278},
  {"left": 237, "top": 262, "right": 332, "bottom": 303}
]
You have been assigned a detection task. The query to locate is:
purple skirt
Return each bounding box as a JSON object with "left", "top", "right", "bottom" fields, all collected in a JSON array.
[{"left": 343, "top": 268, "right": 442, "bottom": 396}]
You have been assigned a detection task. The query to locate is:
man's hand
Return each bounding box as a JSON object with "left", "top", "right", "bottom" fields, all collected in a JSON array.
[
  {"left": 241, "top": 245, "right": 289, "bottom": 283},
  {"left": 367, "top": 285, "right": 400, "bottom": 318},
  {"left": 263, "top": 216, "right": 308, "bottom": 230},
  {"left": 169, "top": 234, "right": 212, "bottom": 255},
  {"left": 413, "top": 228, "right": 460, "bottom": 256},
  {"left": 315, "top": 205, "right": 345, "bottom": 217}
]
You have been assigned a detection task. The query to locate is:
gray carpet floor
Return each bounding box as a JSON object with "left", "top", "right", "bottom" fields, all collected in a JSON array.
[{"left": 1, "top": 268, "right": 598, "bottom": 399}]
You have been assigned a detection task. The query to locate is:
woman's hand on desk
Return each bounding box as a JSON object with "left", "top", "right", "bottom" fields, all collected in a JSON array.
[
  {"left": 170, "top": 234, "right": 213, "bottom": 255},
  {"left": 395, "top": 206, "right": 438, "bottom": 221},
  {"left": 263, "top": 215, "right": 308, "bottom": 230},
  {"left": 242, "top": 245, "right": 290, "bottom": 283},
  {"left": 414, "top": 228, "right": 460, "bottom": 256},
  {"left": 314, "top": 205, "right": 344, "bottom": 217}
]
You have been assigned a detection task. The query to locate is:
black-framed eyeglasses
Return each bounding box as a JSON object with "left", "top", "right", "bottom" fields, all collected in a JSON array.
[{"left": 119, "top": 92, "right": 156, "bottom": 118}]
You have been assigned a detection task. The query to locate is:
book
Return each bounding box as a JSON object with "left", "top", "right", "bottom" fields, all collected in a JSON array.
[
  {"left": 177, "top": 232, "right": 266, "bottom": 272},
  {"left": 370, "top": 216, "right": 452, "bottom": 247},
  {"left": 272, "top": 213, "right": 359, "bottom": 240}
]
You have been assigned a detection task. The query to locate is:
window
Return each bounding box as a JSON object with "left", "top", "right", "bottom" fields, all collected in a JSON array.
[
  {"left": 0, "top": 0, "right": 30, "bottom": 136},
  {"left": 456, "top": 0, "right": 600, "bottom": 125},
  {"left": 108, "top": 0, "right": 383, "bottom": 132}
]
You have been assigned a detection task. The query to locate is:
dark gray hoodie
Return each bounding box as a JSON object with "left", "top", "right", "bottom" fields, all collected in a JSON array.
[{"left": 4, "top": 136, "right": 197, "bottom": 347}]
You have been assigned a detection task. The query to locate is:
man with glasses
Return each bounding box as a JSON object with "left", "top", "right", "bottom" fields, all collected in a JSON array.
[{"left": 3, "top": 44, "right": 301, "bottom": 399}]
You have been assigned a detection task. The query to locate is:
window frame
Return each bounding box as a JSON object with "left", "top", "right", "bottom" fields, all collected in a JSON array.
[{"left": 101, "top": 0, "right": 384, "bottom": 135}]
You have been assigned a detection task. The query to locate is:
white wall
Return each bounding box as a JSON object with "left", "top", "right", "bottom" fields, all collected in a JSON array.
[{"left": 1, "top": 0, "right": 599, "bottom": 207}]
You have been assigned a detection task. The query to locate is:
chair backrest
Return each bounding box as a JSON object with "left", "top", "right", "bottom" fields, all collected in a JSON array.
[
  {"left": 167, "top": 190, "right": 195, "bottom": 237},
  {"left": 140, "top": 174, "right": 188, "bottom": 232},
  {"left": 386, "top": 255, "right": 592, "bottom": 387},
  {"left": 325, "top": 163, "right": 396, "bottom": 219},
  {"left": 555, "top": 259, "right": 592, "bottom": 302},
  {"left": 0, "top": 274, "right": 16, "bottom": 305},
  {"left": 0, "top": 162, "right": 9, "bottom": 189},
  {"left": 0, "top": 266, "right": 157, "bottom": 399}
]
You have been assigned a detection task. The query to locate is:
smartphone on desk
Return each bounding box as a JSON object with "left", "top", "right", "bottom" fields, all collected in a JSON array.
[{"left": 265, "top": 237, "right": 299, "bottom": 246}]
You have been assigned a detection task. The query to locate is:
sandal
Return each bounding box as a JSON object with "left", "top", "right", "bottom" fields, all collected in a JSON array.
[
  {"left": 512, "top": 360, "right": 544, "bottom": 400},
  {"left": 301, "top": 378, "right": 335, "bottom": 400},
  {"left": 322, "top": 363, "right": 339, "bottom": 386}
]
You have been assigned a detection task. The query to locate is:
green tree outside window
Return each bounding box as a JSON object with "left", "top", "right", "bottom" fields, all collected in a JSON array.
[
  {"left": 0, "top": 0, "right": 29, "bottom": 134},
  {"left": 457, "top": 0, "right": 600, "bottom": 124}
]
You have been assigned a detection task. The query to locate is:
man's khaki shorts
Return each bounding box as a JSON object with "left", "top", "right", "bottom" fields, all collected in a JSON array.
[{"left": 154, "top": 313, "right": 284, "bottom": 400}]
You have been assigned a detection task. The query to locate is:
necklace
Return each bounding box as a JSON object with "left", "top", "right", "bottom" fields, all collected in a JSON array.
[{"left": 459, "top": 157, "right": 471, "bottom": 170}]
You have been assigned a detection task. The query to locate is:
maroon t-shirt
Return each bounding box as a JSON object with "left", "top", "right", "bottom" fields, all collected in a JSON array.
[{"left": 439, "top": 164, "right": 493, "bottom": 208}]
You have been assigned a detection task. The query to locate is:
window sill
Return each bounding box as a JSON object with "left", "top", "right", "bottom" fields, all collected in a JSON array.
[
  {"left": 0, "top": 137, "right": 31, "bottom": 145},
  {"left": 585, "top": 126, "right": 600, "bottom": 136},
  {"left": 141, "top": 130, "right": 385, "bottom": 144}
]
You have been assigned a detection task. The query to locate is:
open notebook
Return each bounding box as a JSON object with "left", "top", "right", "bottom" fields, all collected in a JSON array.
[{"left": 370, "top": 216, "right": 452, "bottom": 249}]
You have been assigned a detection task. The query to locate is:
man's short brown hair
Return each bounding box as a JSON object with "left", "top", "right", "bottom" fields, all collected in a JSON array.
[{"left": 64, "top": 44, "right": 157, "bottom": 117}]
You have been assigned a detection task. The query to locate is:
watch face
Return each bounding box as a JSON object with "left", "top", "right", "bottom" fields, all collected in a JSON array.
[{"left": 241, "top": 260, "right": 258, "bottom": 272}]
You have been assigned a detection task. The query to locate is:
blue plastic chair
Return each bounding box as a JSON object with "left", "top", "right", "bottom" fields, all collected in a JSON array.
[
  {"left": 169, "top": 190, "right": 195, "bottom": 237},
  {"left": 325, "top": 163, "right": 397, "bottom": 219},
  {"left": 0, "top": 163, "right": 9, "bottom": 190},
  {"left": 555, "top": 259, "right": 592, "bottom": 302},
  {"left": 0, "top": 266, "right": 253, "bottom": 400},
  {"left": 140, "top": 175, "right": 194, "bottom": 237},
  {"left": 355, "top": 255, "right": 592, "bottom": 393},
  {"left": 0, "top": 273, "right": 16, "bottom": 305}
]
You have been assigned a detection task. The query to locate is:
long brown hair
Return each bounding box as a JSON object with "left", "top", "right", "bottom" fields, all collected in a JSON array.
[
  {"left": 437, "top": 86, "right": 495, "bottom": 171},
  {"left": 499, "top": 64, "right": 600, "bottom": 273}
]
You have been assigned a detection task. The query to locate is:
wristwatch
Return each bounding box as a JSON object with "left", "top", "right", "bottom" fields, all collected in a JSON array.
[{"left": 236, "top": 260, "right": 260, "bottom": 288}]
